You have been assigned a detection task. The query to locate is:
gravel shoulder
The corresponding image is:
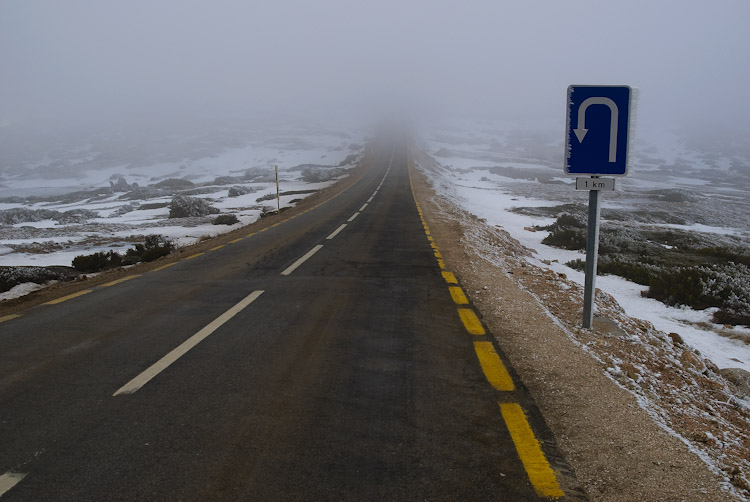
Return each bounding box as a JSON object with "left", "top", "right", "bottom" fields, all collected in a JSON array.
[{"left": 410, "top": 148, "right": 748, "bottom": 501}]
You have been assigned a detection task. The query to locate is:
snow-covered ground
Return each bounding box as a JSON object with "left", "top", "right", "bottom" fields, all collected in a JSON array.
[
  {"left": 421, "top": 118, "right": 750, "bottom": 372},
  {"left": 0, "top": 119, "right": 365, "bottom": 267}
]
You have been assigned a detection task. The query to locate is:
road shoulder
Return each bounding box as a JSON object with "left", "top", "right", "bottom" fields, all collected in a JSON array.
[{"left": 409, "top": 150, "right": 740, "bottom": 501}]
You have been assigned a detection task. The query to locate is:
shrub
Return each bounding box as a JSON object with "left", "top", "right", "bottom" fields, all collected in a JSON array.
[
  {"left": 169, "top": 195, "right": 219, "bottom": 218},
  {"left": 125, "top": 235, "right": 174, "bottom": 263},
  {"left": 542, "top": 228, "right": 586, "bottom": 250},
  {"left": 72, "top": 251, "right": 123, "bottom": 273},
  {"left": 213, "top": 214, "right": 239, "bottom": 225}
]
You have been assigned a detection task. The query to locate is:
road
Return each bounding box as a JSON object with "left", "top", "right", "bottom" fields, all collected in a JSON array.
[{"left": 0, "top": 138, "right": 579, "bottom": 500}]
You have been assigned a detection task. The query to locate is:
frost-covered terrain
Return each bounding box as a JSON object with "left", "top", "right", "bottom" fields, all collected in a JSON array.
[
  {"left": 0, "top": 118, "right": 364, "bottom": 285},
  {"left": 420, "top": 118, "right": 750, "bottom": 373}
]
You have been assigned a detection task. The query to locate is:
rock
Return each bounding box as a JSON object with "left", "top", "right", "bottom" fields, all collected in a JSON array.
[
  {"left": 719, "top": 368, "right": 750, "bottom": 398},
  {"left": 168, "top": 195, "right": 219, "bottom": 218},
  {"left": 667, "top": 332, "right": 684, "bottom": 346}
]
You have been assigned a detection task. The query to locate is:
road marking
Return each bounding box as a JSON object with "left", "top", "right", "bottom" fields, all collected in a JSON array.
[
  {"left": 367, "top": 196, "right": 374, "bottom": 203},
  {"left": 347, "top": 212, "right": 360, "bottom": 222},
  {"left": 114, "top": 290, "right": 265, "bottom": 395},
  {"left": 458, "top": 308, "right": 485, "bottom": 335},
  {"left": 0, "top": 472, "right": 27, "bottom": 497},
  {"left": 229, "top": 237, "right": 244, "bottom": 243},
  {"left": 0, "top": 314, "right": 21, "bottom": 323},
  {"left": 500, "top": 403, "right": 564, "bottom": 498},
  {"left": 153, "top": 262, "right": 176, "bottom": 271},
  {"left": 434, "top": 250, "right": 443, "bottom": 259},
  {"left": 246, "top": 232, "right": 256, "bottom": 237},
  {"left": 326, "top": 224, "right": 347, "bottom": 240},
  {"left": 44, "top": 290, "right": 93, "bottom": 305},
  {"left": 182, "top": 253, "right": 204, "bottom": 261},
  {"left": 281, "top": 244, "right": 324, "bottom": 276},
  {"left": 448, "top": 286, "right": 469, "bottom": 305},
  {"left": 437, "top": 259, "right": 446, "bottom": 269},
  {"left": 210, "top": 244, "right": 226, "bottom": 251},
  {"left": 100, "top": 275, "right": 141, "bottom": 287},
  {"left": 474, "top": 342, "right": 515, "bottom": 391},
  {"left": 359, "top": 203, "right": 368, "bottom": 211},
  {"left": 441, "top": 271, "right": 458, "bottom": 284}
]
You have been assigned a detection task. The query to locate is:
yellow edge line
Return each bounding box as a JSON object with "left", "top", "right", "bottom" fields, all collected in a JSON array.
[
  {"left": 448, "top": 286, "right": 469, "bottom": 305},
  {"left": 210, "top": 244, "right": 226, "bottom": 251},
  {"left": 229, "top": 238, "right": 243, "bottom": 243},
  {"left": 500, "top": 403, "right": 564, "bottom": 498},
  {"left": 100, "top": 275, "right": 141, "bottom": 288},
  {"left": 182, "top": 253, "right": 205, "bottom": 261},
  {"left": 441, "top": 271, "right": 458, "bottom": 284},
  {"left": 44, "top": 290, "right": 93, "bottom": 305},
  {"left": 474, "top": 342, "right": 515, "bottom": 391},
  {"left": 458, "top": 308, "right": 485, "bottom": 335},
  {"left": 0, "top": 314, "right": 21, "bottom": 323},
  {"left": 152, "top": 262, "right": 176, "bottom": 272}
]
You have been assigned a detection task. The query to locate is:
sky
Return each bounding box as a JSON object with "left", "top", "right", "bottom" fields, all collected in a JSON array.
[{"left": 1, "top": 0, "right": 749, "bottom": 136}]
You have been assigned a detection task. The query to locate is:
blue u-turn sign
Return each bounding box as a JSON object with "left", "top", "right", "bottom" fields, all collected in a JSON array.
[{"left": 565, "top": 85, "right": 632, "bottom": 176}]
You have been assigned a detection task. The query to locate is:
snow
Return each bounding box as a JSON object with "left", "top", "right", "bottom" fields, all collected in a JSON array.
[
  {"left": 0, "top": 120, "right": 365, "bottom": 270},
  {"left": 0, "top": 281, "right": 53, "bottom": 301},
  {"left": 422, "top": 119, "right": 750, "bottom": 372}
]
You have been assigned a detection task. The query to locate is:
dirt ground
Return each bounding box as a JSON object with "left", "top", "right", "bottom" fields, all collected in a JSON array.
[{"left": 409, "top": 150, "right": 749, "bottom": 501}]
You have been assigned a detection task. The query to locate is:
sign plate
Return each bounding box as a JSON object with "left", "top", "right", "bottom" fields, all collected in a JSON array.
[
  {"left": 566, "top": 85, "right": 631, "bottom": 176},
  {"left": 576, "top": 177, "right": 614, "bottom": 191}
]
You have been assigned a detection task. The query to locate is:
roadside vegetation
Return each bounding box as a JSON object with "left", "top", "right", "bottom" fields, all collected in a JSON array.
[
  {"left": 537, "top": 212, "right": 750, "bottom": 327},
  {"left": 72, "top": 235, "right": 174, "bottom": 273}
]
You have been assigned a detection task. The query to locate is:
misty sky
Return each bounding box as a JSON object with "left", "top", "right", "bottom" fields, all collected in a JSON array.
[{"left": 2, "top": 0, "right": 749, "bottom": 134}]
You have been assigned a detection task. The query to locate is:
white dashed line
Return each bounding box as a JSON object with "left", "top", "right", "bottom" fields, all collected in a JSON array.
[
  {"left": 0, "top": 472, "right": 26, "bottom": 497},
  {"left": 326, "top": 224, "right": 347, "bottom": 240},
  {"left": 280, "top": 244, "right": 324, "bottom": 276},
  {"left": 347, "top": 212, "right": 360, "bottom": 222},
  {"left": 113, "top": 290, "right": 265, "bottom": 395},
  {"left": 359, "top": 203, "right": 368, "bottom": 212}
]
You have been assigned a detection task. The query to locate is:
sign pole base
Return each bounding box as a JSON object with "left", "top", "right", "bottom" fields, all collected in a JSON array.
[{"left": 582, "top": 186, "right": 602, "bottom": 329}]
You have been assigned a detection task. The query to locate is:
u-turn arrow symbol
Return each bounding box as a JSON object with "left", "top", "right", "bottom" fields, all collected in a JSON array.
[{"left": 574, "top": 97, "right": 619, "bottom": 163}]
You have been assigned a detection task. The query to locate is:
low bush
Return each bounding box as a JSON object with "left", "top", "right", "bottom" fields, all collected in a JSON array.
[
  {"left": 125, "top": 235, "right": 174, "bottom": 263},
  {"left": 72, "top": 251, "right": 123, "bottom": 273},
  {"left": 213, "top": 214, "right": 239, "bottom": 225},
  {"left": 542, "top": 228, "right": 586, "bottom": 250}
]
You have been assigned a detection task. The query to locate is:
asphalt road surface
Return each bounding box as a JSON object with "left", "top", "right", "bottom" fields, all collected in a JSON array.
[{"left": 0, "top": 138, "right": 580, "bottom": 501}]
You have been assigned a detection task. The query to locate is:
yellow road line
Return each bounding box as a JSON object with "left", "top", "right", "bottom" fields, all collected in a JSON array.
[
  {"left": 246, "top": 232, "right": 257, "bottom": 237},
  {"left": 182, "top": 253, "right": 204, "bottom": 261},
  {"left": 0, "top": 314, "right": 21, "bottom": 323},
  {"left": 458, "top": 308, "right": 485, "bottom": 335},
  {"left": 474, "top": 342, "right": 515, "bottom": 391},
  {"left": 152, "top": 262, "right": 176, "bottom": 271},
  {"left": 229, "top": 237, "right": 244, "bottom": 243},
  {"left": 434, "top": 250, "right": 443, "bottom": 259},
  {"left": 437, "top": 259, "right": 446, "bottom": 269},
  {"left": 44, "top": 290, "right": 93, "bottom": 305},
  {"left": 210, "top": 244, "right": 226, "bottom": 251},
  {"left": 500, "top": 403, "right": 564, "bottom": 498},
  {"left": 448, "top": 286, "right": 469, "bottom": 305},
  {"left": 100, "top": 275, "right": 141, "bottom": 287},
  {"left": 441, "top": 271, "right": 458, "bottom": 284}
]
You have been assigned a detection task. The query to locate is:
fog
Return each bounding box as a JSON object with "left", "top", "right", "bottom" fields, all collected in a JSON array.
[{"left": 2, "top": 0, "right": 749, "bottom": 140}]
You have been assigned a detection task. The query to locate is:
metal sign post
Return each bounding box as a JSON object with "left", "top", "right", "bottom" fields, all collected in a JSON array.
[{"left": 566, "top": 85, "right": 633, "bottom": 328}]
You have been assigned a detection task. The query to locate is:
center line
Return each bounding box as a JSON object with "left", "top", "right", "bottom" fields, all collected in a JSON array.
[
  {"left": 347, "top": 212, "right": 360, "bottom": 222},
  {"left": 326, "top": 224, "right": 347, "bottom": 240},
  {"left": 281, "top": 244, "right": 324, "bottom": 276},
  {"left": 113, "top": 290, "right": 264, "bottom": 396},
  {"left": 359, "top": 203, "right": 368, "bottom": 211}
]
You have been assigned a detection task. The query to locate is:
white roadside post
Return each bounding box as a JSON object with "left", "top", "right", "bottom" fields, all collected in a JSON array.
[
  {"left": 565, "top": 85, "right": 634, "bottom": 329},
  {"left": 275, "top": 164, "right": 281, "bottom": 214}
]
